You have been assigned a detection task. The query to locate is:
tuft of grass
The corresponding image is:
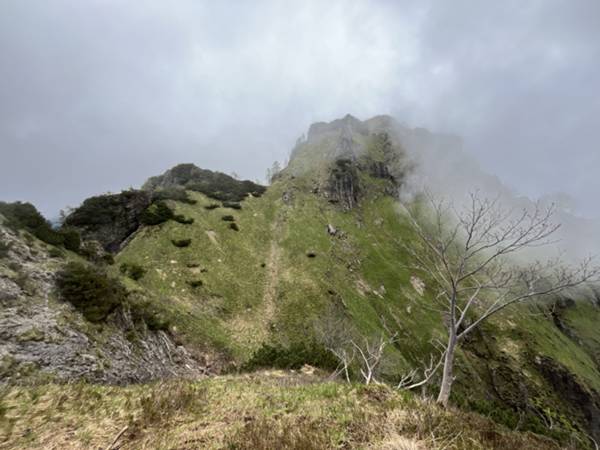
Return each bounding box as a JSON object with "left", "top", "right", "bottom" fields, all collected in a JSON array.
[
  {"left": 119, "top": 262, "right": 146, "bottom": 281},
  {"left": 222, "top": 201, "right": 242, "bottom": 210},
  {"left": 171, "top": 238, "right": 192, "bottom": 248},
  {"left": 173, "top": 214, "right": 194, "bottom": 225},
  {"left": 187, "top": 280, "right": 203, "bottom": 288}
]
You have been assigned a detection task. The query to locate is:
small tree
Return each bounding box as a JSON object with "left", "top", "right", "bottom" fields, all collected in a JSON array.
[
  {"left": 266, "top": 161, "right": 282, "bottom": 185},
  {"left": 402, "top": 191, "right": 598, "bottom": 407}
]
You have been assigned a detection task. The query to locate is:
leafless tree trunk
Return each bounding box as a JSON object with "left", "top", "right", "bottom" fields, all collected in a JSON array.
[{"left": 402, "top": 191, "right": 598, "bottom": 407}]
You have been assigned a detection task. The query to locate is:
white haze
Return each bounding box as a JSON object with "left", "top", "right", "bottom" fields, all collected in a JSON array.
[{"left": 0, "top": 0, "right": 599, "bottom": 224}]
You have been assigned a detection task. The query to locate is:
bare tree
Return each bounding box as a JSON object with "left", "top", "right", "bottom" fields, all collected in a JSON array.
[
  {"left": 316, "top": 312, "right": 397, "bottom": 385},
  {"left": 402, "top": 191, "right": 598, "bottom": 407},
  {"left": 265, "top": 160, "right": 282, "bottom": 185},
  {"left": 351, "top": 332, "right": 398, "bottom": 385}
]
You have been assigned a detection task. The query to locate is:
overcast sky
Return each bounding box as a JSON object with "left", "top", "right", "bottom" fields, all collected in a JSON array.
[{"left": 1, "top": 0, "right": 599, "bottom": 218}]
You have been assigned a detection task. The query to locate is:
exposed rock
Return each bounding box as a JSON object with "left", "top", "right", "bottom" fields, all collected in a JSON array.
[
  {"left": 535, "top": 356, "right": 600, "bottom": 442},
  {"left": 325, "top": 159, "right": 361, "bottom": 210},
  {"left": 64, "top": 190, "right": 151, "bottom": 252},
  {"left": 0, "top": 224, "right": 206, "bottom": 384}
]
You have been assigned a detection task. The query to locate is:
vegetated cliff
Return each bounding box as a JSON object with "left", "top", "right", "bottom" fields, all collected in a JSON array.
[
  {"left": 142, "top": 163, "right": 266, "bottom": 201},
  {"left": 63, "top": 190, "right": 152, "bottom": 252},
  {"left": 1, "top": 115, "right": 600, "bottom": 448},
  {"left": 0, "top": 217, "right": 206, "bottom": 384}
]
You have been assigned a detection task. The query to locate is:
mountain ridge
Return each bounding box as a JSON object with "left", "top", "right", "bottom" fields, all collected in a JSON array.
[{"left": 1, "top": 114, "right": 600, "bottom": 448}]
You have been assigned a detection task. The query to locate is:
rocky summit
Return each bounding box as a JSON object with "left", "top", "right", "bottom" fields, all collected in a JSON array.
[{"left": 1, "top": 115, "right": 599, "bottom": 449}]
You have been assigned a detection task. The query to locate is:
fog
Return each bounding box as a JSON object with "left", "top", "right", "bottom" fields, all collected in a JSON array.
[{"left": 1, "top": 1, "right": 599, "bottom": 220}]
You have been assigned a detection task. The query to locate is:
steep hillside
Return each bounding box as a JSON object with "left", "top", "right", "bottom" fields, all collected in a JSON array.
[{"left": 1, "top": 115, "right": 599, "bottom": 448}]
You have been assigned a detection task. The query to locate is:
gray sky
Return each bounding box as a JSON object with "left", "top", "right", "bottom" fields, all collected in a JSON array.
[{"left": 1, "top": 0, "right": 599, "bottom": 218}]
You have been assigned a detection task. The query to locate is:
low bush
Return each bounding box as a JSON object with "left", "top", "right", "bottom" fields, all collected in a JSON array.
[
  {"left": 229, "top": 223, "right": 240, "bottom": 231},
  {"left": 48, "top": 247, "right": 64, "bottom": 258},
  {"left": 221, "top": 215, "right": 235, "bottom": 222},
  {"left": 173, "top": 214, "right": 194, "bottom": 225},
  {"left": 243, "top": 341, "right": 338, "bottom": 371},
  {"left": 128, "top": 296, "right": 170, "bottom": 331},
  {"left": 187, "top": 279, "right": 203, "bottom": 288},
  {"left": 151, "top": 187, "right": 197, "bottom": 205},
  {"left": 171, "top": 238, "right": 192, "bottom": 248},
  {"left": 0, "top": 240, "right": 11, "bottom": 259},
  {"left": 55, "top": 262, "right": 126, "bottom": 322},
  {"left": 60, "top": 228, "right": 81, "bottom": 252},
  {"left": 140, "top": 201, "right": 174, "bottom": 226},
  {"left": 222, "top": 202, "right": 242, "bottom": 210},
  {"left": 119, "top": 262, "right": 146, "bottom": 281},
  {"left": 0, "top": 201, "right": 64, "bottom": 246},
  {"left": 204, "top": 204, "right": 220, "bottom": 210}
]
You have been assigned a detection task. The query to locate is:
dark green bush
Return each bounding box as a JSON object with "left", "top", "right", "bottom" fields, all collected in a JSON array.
[
  {"left": 171, "top": 238, "right": 191, "bottom": 248},
  {"left": 187, "top": 279, "right": 203, "bottom": 288},
  {"left": 140, "top": 201, "right": 174, "bottom": 226},
  {"left": 204, "top": 204, "right": 220, "bottom": 210},
  {"left": 0, "top": 240, "right": 11, "bottom": 259},
  {"left": 60, "top": 228, "right": 81, "bottom": 252},
  {"left": 243, "top": 341, "right": 338, "bottom": 371},
  {"left": 0, "top": 201, "right": 64, "bottom": 246},
  {"left": 222, "top": 202, "right": 242, "bottom": 210},
  {"left": 146, "top": 164, "right": 266, "bottom": 202},
  {"left": 128, "top": 297, "right": 170, "bottom": 331},
  {"left": 48, "top": 247, "right": 64, "bottom": 258},
  {"left": 221, "top": 215, "right": 235, "bottom": 222},
  {"left": 151, "top": 187, "right": 197, "bottom": 205},
  {"left": 229, "top": 223, "right": 239, "bottom": 231},
  {"left": 173, "top": 215, "right": 194, "bottom": 225},
  {"left": 120, "top": 262, "right": 146, "bottom": 281},
  {"left": 55, "top": 262, "right": 126, "bottom": 322}
]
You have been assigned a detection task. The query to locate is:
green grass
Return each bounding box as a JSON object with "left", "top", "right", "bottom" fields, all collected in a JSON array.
[{"left": 0, "top": 373, "right": 569, "bottom": 450}]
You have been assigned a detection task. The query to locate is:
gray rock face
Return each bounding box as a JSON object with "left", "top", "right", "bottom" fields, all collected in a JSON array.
[
  {"left": 0, "top": 225, "right": 205, "bottom": 384},
  {"left": 64, "top": 190, "right": 151, "bottom": 252}
]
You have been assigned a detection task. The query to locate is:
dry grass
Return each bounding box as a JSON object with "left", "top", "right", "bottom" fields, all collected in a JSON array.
[{"left": 0, "top": 374, "right": 573, "bottom": 450}]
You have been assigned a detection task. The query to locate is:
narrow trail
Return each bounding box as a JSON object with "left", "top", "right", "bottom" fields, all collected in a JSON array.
[
  {"left": 261, "top": 221, "right": 283, "bottom": 329},
  {"left": 227, "top": 210, "right": 285, "bottom": 350}
]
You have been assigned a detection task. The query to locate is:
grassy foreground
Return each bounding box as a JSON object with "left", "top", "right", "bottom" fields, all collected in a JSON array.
[{"left": 0, "top": 371, "right": 567, "bottom": 450}]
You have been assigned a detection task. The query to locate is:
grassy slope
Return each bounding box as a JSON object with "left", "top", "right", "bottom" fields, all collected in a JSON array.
[
  {"left": 113, "top": 171, "right": 600, "bottom": 444},
  {"left": 0, "top": 372, "right": 564, "bottom": 450}
]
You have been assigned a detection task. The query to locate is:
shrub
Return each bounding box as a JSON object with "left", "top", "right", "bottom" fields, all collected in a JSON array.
[
  {"left": 145, "top": 163, "right": 266, "bottom": 202},
  {"left": 243, "top": 341, "right": 338, "bottom": 371},
  {"left": 229, "top": 223, "right": 240, "bottom": 231},
  {"left": 0, "top": 240, "right": 11, "bottom": 259},
  {"left": 48, "top": 247, "right": 64, "bottom": 258},
  {"left": 221, "top": 215, "right": 235, "bottom": 222},
  {"left": 173, "top": 215, "right": 194, "bottom": 225},
  {"left": 60, "top": 228, "right": 81, "bottom": 252},
  {"left": 55, "top": 262, "right": 126, "bottom": 322},
  {"left": 204, "top": 204, "right": 220, "bottom": 210},
  {"left": 128, "top": 297, "right": 170, "bottom": 331},
  {"left": 187, "top": 280, "right": 203, "bottom": 288},
  {"left": 171, "top": 238, "right": 191, "bottom": 248},
  {"left": 140, "top": 201, "right": 174, "bottom": 226},
  {"left": 120, "top": 262, "right": 146, "bottom": 281},
  {"left": 0, "top": 201, "right": 64, "bottom": 246},
  {"left": 151, "top": 187, "right": 197, "bottom": 205},
  {"left": 222, "top": 202, "right": 242, "bottom": 210}
]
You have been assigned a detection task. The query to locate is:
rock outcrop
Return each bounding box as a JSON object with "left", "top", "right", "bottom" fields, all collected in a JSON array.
[
  {"left": 0, "top": 224, "right": 205, "bottom": 384},
  {"left": 64, "top": 190, "right": 151, "bottom": 252}
]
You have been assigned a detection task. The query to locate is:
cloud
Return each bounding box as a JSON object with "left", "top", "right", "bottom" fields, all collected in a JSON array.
[{"left": 0, "top": 0, "right": 598, "bottom": 218}]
